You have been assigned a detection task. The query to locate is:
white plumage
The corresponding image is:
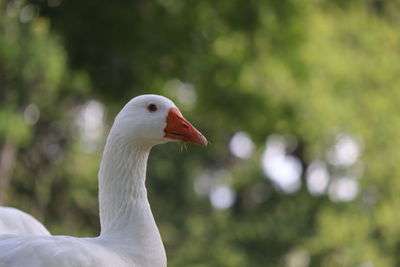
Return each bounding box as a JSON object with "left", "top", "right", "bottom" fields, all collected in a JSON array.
[
  {"left": 0, "top": 207, "right": 50, "bottom": 236},
  {"left": 0, "top": 95, "right": 207, "bottom": 267}
]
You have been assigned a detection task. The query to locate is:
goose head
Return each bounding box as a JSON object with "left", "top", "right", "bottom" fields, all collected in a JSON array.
[{"left": 111, "top": 94, "right": 207, "bottom": 147}]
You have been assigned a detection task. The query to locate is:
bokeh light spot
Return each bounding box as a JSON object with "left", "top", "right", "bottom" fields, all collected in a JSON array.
[
  {"left": 164, "top": 79, "right": 197, "bottom": 107},
  {"left": 306, "top": 160, "right": 330, "bottom": 196},
  {"left": 229, "top": 131, "right": 254, "bottom": 159},
  {"left": 328, "top": 177, "right": 359, "bottom": 202},
  {"left": 75, "top": 100, "right": 105, "bottom": 153},
  {"left": 19, "top": 4, "right": 36, "bottom": 23},
  {"left": 327, "top": 133, "right": 361, "bottom": 167},
  {"left": 261, "top": 135, "right": 302, "bottom": 194},
  {"left": 209, "top": 184, "right": 236, "bottom": 210},
  {"left": 23, "top": 104, "right": 40, "bottom": 125}
]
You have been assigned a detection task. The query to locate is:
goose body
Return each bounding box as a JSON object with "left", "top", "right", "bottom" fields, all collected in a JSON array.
[
  {"left": 0, "top": 207, "right": 50, "bottom": 236},
  {"left": 0, "top": 95, "right": 207, "bottom": 267}
]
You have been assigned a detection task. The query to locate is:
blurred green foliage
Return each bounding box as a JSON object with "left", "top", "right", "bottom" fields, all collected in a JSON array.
[{"left": 1, "top": 0, "right": 400, "bottom": 266}]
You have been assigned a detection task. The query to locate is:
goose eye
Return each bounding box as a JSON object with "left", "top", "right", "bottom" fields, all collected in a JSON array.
[{"left": 147, "top": 104, "right": 158, "bottom": 112}]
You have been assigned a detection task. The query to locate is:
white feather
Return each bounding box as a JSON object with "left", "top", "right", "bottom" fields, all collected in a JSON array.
[{"left": 0, "top": 207, "right": 50, "bottom": 236}]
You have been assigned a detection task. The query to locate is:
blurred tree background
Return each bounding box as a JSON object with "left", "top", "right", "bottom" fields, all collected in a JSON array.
[{"left": 1, "top": 0, "right": 400, "bottom": 266}]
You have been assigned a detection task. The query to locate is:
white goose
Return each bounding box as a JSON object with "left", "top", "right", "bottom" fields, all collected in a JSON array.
[{"left": 0, "top": 94, "right": 207, "bottom": 267}]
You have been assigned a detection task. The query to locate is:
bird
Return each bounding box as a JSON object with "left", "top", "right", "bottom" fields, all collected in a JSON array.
[
  {"left": 0, "top": 207, "right": 50, "bottom": 236},
  {"left": 0, "top": 94, "right": 207, "bottom": 267}
]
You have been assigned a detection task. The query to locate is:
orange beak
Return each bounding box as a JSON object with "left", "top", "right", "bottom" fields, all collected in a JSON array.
[{"left": 164, "top": 108, "right": 208, "bottom": 146}]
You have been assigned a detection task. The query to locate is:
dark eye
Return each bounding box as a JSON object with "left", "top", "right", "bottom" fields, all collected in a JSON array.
[{"left": 147, "top": 104, "right": 158, "bottom": 112}]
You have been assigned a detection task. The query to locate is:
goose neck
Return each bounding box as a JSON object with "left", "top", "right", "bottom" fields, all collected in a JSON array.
[{"left": 98, "top": 133, "right": 151, "bottom": 234}]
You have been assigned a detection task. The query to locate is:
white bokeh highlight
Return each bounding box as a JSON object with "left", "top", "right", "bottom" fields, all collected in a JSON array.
[
  {"left": 164, "top": 79, "right": 197, "bottom": 107},
  {"left": 328, "top": 177, "right": 359, "bottom": 202},
  {"left": 261, "top": 135, "right": 302, "bottom": 194},
  {"left": 194, "top": 169, "right": 237, "bottom": 210},
  {"left": 194, "top": 171, "right": 215, "bottom": 196},
  {"left": 229, "top": 131, "right": 255, "bottom": 159},
  {"left": 209, "top": 184, "right": 236, "bottom": 210},
  {"left": 75, "top": 100, "right": 105, "bottom": 153},
  {"left": 24, "top": 104, "right": 40, "bottom": 125},
  {"left": 306, "top": 160, "right": 330, "bottom": 196},
  {"left": 19, "top": 4, "right": 35, "bottom": 23},
  {"left": 327, "top": 133, "right": 361, "bottom": 167}
]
